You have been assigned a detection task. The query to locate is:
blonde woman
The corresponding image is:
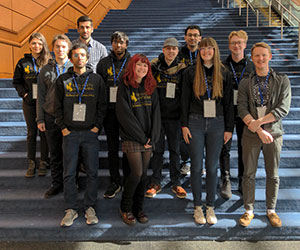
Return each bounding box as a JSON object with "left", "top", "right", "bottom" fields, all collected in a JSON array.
[{"left": 181, "top": 37, "right": 234, "bottom": 224}]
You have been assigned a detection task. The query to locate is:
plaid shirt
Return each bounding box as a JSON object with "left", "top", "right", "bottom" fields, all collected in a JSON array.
[{"left": 73, "top": 37, "right": 108, "bottom": 73}]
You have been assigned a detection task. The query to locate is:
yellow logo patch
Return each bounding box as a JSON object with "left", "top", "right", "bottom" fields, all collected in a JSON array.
[
  {"left": 66, "top": 82, "right": 73, "bottom": 92},
  {"left": 107, "top": 67, "right": 113, "bottom": 76},
  {"left": 24, "top": 65, "right": 31, "bottom": 74},
  {"left": 131, "top": 92, "right": 137, "bottom": 102},
  {"left": 156, "top": 74, "right": 161, "bottom": 83}
]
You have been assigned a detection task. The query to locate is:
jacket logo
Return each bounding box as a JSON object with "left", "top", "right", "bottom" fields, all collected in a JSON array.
[
  {"left": 24, "top": 65, "right": 31, "bottom": 74},
  {"left": 66, "top": 82, "right": 73, "bottom": 92},
  {"left": 156, "top": 74, "right": 161, "bottom": 83},
  {"left": 131, "top": 92, "right": 137, "bottom": 102},
  {"left": 107, "top": 67, "right": 113, "bottom": 76}
]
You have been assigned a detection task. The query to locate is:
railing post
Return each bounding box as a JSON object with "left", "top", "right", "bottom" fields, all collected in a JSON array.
[
  {"left": 298, "top": 23, "right": 300, "bottom": 59},
  {"left": 239, "top": 0, "right": 242, "bottom": 16},
  {"left": 246, "top": 3, "right": 249, "bottom": 27},
  {"left": 281, "top": 7, "right": 284, "bottom": 39},
  {"left": 227, "top": 0, "right": 229, "bottom": 8},
  {"left": 222, "top": 0, "right": 224, "bottom": 8},
  {"left": 269, "top": 0, "right": 272, "bottom": 26},
  {"left": 257, "top": 10, "right": 259, "bottom": 27}
]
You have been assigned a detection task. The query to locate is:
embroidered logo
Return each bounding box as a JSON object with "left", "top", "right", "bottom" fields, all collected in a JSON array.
[
  {"left": 66, "top": 82, "right": 73, "bottom": 92},
  {"left": 107, "top": 67, "right": 113, "bottom": 76},
  {"left": 156, "top": 74, "right": 161, "bottom": 83},
  {"left": 131, "top": 92, "right": 137, "bottom": 102},
  {"left": 24, "top": 65, "right": 31, "bottom": 74}
]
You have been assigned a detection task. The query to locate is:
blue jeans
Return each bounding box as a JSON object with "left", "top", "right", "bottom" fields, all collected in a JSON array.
[
  {"left": 149, "top": 119, "right": 181, "bottom": 186},
  {"left": 188, "top": 114, "right": 224, "bottom": 207},
  {"left": 63, "top": 130, "right": 99, "bottom": 210}
]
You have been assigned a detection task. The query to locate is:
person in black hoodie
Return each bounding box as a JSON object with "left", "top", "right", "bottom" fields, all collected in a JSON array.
[
  {"left": 37, "top": 34, "right": 73, "bottom": 198},
  {"left": 97, "top": 31, "right": 130, "bottom": 199},
  {"left": 219, "top": 30, "right": 254, "bottom": 199},
  {"left": 146, "top": 37, "right": 187, "bottom": 199},
  {"left": 116, "top": 54, "right": 161, "bottom": 225},
  {"left": 54, "top": 43, "right": 107, "bottom": 227},
  {"left": 181, "top": 37, "right": 234, "bottom": 225},
  {"left": 178, "top": 25, "right": 202, "bottom": 175},
  {"left": 13, "top": 32, "right": 50, "bottom": 177}
]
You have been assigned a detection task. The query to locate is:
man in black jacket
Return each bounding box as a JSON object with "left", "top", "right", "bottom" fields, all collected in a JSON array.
[
  {"left": 97, "top": 31, "right": 130, "bottom": 199},
  {"left": 146, "top": 38, "right": 187, "bottom": 199},
  {"left": 54, "top": 43, "right": 107, "bottom": 227},
  {"left": 219, "top": 30, "right": 254, "bottom": 199}
]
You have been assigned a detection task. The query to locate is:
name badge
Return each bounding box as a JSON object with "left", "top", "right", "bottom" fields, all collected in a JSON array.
[
  {"left": 73, "top": 103, "right": 86, "bottom": 121},
  {"left": 233, "top": 90, "right": 238, "bottom": 105},
  {"left": 32, "top": 83, "right": 37, "bottom": 99},
  {"left": 166, "top": 82, "right": 176, "bottom": 98},
  {"left": 110, "top": 86, "right": 118, "bottom": 103},
  {"left": 204, "top": 100, "right": 216, "bottom": 118},
  {"left": 257, "top": 106, "right": 267, "bottom": 119}
]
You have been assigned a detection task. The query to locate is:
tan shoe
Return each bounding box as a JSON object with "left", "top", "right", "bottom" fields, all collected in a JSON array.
[
  {"left": 267, "top": 212, "right": 282, "bottom": 227},
  {"left": 206, "top": 206, "right": 217, "bottom": 225},
  {"left": 193, "top": 206, "right": 206, "bottom": 224},
  {"left": 239, "top": 212, "right": 254, "bottom": 227}
]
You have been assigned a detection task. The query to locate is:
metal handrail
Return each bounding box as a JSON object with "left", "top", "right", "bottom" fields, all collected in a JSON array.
[
  {"left": 269, "top": 0, "right": 300, "bottom": 58},
  {"left": 238, "top": 0, "right": 259, "bottom": 27}
]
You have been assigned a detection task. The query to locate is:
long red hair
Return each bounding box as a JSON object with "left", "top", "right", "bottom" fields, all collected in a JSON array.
[{"left": 122, "top": 54, "right": 156, "bottom": 95}]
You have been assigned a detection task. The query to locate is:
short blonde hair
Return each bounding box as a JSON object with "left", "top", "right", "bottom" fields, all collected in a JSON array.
[
  {"left": 228, "top": 30, "right": 248, "bottom": 43},
  {"left": 251, "top": 42, "right": 272, "bottom": 55}
]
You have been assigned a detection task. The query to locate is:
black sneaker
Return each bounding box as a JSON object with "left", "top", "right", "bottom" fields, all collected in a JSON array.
[
  {"left": 104, "top": 183, "right": 121, "bottom": 199},
  {"left": 44, "top": 185, "right": 63, "bottom": 199}
]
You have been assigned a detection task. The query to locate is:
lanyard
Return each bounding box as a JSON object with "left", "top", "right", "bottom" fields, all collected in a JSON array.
[
  {"left": 72, "top": 74, "right": 90, "bottom": 104},
  {"left": 56, "top": 60, "right": 68, "bottom": 77},
  {"left": 255, "top": 72, "right": 270, "bottom": 106},
  {"left": 203, "top": 69, "right": 212, "bottom": 100},
  {"left": 32, "top": 57, "right": 40, "bottom": 74},
  {"left": 111, "top": 57, "right": 127, "bottom": 86},
  {"left": 229, "top": 60, "right": 247, "bottom": 86},
  {"left": 189, "top": 50, "right": 197, "bottom": 65}
]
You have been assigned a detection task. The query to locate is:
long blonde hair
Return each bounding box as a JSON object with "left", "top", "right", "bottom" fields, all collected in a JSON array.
[{"left": 193, "top": 37, "right": 223, "bottom": 99}]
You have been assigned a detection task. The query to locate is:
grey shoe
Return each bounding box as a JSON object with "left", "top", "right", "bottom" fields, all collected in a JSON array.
[
  {"left": 220, "top": 178, "right": 232, "bottom": 199},
  {"left": 38, "top": 160, "right": 48, "bottom": 176},
  {"left": 60, "top": 209, "right": 78, "bottom": 227},
  {"left": 85, "top": 207, "right": 99, "bottom": 225},
  {"left": 25, "top": 159, "right": 36, "bottom": 178}
]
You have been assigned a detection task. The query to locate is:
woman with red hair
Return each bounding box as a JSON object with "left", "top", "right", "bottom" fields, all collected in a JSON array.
[{"left": 116, "top": 54, "right": 161, "bottom": 225}]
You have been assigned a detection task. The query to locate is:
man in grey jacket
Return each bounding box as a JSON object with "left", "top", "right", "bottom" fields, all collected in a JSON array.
[{"left": 237, "top": 42, "right": 291, "bottom": 228}]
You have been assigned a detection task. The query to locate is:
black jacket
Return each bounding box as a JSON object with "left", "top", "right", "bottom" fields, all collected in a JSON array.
[
  {"left": 178, "top": 45, "right": 198, "bottom": 66},
  {"left": 96, "top": 50, "right": 131, "bottom": 110},
  {"left": 181, "top": 65, "right": 234, "bottom": 132},
  {"left": 116, "top": 80, "right": 161, "bottom": 146},
  {"left": 53, "top": 67, "right": 107, "bottom": 131},
  {"left": 37, "top": 59, "right": 73, "bottom": 123},
  {"left": 13, "top": 53, "right": 39, "bottom": 106},
  {"left": 151, "top": 54, "right": 186, "bottom": 120}
]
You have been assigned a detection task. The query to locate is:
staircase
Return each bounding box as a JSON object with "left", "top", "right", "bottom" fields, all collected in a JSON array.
[{"left": 0, "top": 0, "right": 300, "bottom": 241}]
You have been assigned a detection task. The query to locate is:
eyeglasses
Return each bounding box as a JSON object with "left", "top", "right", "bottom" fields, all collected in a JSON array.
[
  {"left": 186, "top": 33, "right": 200, "bottom": 38},
  {"left": 229, "top": 41, "right": 245, "bottom": 46},
  {"left": 73, "top": 53, "right": 86, "bottom": 58},
  {"left": 200, "top": 46, "right": 214, "bottom": 51}
]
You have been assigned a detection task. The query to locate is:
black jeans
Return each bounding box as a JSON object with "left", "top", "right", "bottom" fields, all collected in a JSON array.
[
  {"left": 23, "top": 101, "right": 48, "bottom": 161},
  {"left": 219, "top": 117, "right": 244, "bottom": 179},
  {"left": 103, "top": 109, "right": 130, "bottom": 184},
  {"left": 120, "top": 151, "right": 151, "bottom": 213},
  {"left": 45, "top": 113, "right": 63, "bottom": 187},
  {"left": 149, "top": 119, "right": 181, "bottom": 186},
  {"left": 63, "top": 130, "right": 99, "bottom": 210}
]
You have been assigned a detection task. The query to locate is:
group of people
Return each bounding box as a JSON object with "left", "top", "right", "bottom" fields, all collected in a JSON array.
[{"left": 12, "top": 15, "right": 291, "bottom": 228}]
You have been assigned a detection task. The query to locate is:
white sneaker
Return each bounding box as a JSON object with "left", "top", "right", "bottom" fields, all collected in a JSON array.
[
  {"left": 180, "top": 163, "right": 190, "bottom": 175},
  {"left": 85, "top": 207, "right": 99, "bottom": 225},
  {"left": 193, "top": 206, "right": 206, "bottom": 224},
  {"left": 206, "top": 206, "right": 217, "bottom": 225},
  {"left": 60, "top": 209, "right": 78, "bottom": 227}
]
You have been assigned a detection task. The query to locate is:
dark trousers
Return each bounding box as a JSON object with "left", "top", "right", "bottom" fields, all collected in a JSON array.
[
  {"left": 149, "top": 119, "right": 181, "bottom": 186},
  {"left": 63, "top": 130, "right": 99, "bottom": 210},
  {"left": 219, "top": 117, "right": 244, "bottom": 179},
  {"left": 121, "top": 151, "right": 151, "bottom": 213},
  {"left": 103, "top": 109, "right": 130, "bottom": 184},
  {"left": 45, "top": 113, "right": 63, "bottom": 187},
  {"left": 22, "top": 101, "right": 48, "bottom": 161}
]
